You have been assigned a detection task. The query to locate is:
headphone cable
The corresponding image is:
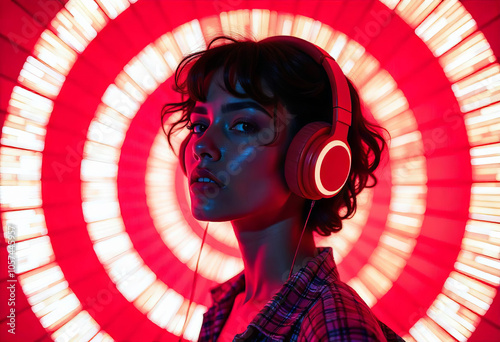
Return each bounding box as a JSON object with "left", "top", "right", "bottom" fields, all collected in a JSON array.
[
  {"left": 178, "top": 221, "right": 209, "bottom": 342},
  {"left": 289, "top": 200, "right": 316, "bottom": 279}
]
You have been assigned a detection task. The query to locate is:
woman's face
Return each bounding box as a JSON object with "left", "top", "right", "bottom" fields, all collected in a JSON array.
[{"left": 184, "top": 69, "right": 299, "bottom": 225}]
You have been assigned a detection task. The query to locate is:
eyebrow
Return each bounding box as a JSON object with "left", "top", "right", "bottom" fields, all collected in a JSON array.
[{"left": 192, "top": 101, "right": 272, "bottom": 117}]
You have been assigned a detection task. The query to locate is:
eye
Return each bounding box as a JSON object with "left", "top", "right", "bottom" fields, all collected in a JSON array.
[
  {"left": 186, "top": 120, "right": 258, "bottom": 135},
  {"left": 186, "top": 122, "right": 206, "bottom": 134},
  {"left": 232, "top": 121, "right": 257, "bottom": 134}
]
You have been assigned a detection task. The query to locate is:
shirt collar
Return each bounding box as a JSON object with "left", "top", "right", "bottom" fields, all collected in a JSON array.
[
  {"left": 209, "top": 268, "right": 246, "bottom": 304},
  {"left": 209, "top": 247, "right": 339, "bottom": 340}
]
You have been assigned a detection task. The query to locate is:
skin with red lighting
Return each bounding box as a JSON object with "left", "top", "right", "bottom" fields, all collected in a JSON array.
[{"left": 185, "top": 68, "right": 318, "bottom": 340}]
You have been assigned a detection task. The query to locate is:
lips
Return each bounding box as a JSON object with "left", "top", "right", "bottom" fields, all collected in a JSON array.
[{"left": 190, "top": 168, "right": 225, "bottom": 188}]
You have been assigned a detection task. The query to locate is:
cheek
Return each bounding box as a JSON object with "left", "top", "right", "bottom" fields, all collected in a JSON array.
[
  {"left": 229, "top": 144, "right": 259, "bottom": 172},
  {"left": 183, "top": 140, "right": 195, "bottom": 168},
  {"left": 227, "top": 145, "right": 288, "bottom": 193}
]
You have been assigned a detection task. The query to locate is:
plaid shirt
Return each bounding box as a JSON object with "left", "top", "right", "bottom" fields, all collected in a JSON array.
[{"left": 198, "top": 247, "right": 405, "bottom": 341}]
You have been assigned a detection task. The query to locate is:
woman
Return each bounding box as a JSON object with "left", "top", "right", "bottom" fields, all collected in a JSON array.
[{"left": 162, "top": 35, "right": 405, "bottom": 342}]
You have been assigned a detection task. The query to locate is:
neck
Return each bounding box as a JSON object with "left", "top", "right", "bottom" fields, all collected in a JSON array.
[{"left": 231, "top": 197, "right": 317, "bottom": 306}]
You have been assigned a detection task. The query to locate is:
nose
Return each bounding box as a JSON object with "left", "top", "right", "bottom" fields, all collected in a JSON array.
[{"left": 192, "top": 126, "right": 222, "bottom": 164}]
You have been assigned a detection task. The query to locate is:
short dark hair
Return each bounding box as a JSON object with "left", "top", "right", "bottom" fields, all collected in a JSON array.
[{"left": 161, "top": 35, "right": 389, "bottom": 236}]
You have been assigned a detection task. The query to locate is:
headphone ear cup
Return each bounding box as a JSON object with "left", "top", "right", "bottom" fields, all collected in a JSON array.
[
  {"left": 285, "top": 121, "right": 352, "bottom": 200},
  {"left": 285, "top": 122, "right": 331, "bottom": 199},
  {"left": 179, "top": 135, "right": 190, "bottom": 177},
  {"left": 315, "top": 134, "right": 351, "bottom": 197}
]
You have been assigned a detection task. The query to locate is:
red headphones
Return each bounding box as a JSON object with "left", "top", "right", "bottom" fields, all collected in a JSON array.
[{"left": 178, "top": 36, "right": 352, "bottom": 200}]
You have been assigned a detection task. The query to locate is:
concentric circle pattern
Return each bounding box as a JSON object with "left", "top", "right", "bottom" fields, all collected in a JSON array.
[{"left": 1, "top": 0, "right": 499, "bottom": 341}]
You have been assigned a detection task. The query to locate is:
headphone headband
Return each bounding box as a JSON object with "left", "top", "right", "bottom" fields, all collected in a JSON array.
[{"left": 260, "top": 36, "right": 352, "bottom": 129}]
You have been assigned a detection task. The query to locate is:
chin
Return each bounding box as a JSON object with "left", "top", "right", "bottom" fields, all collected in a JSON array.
[{"left": 191, "top": 206, "right": 229, "bottom": 222}]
